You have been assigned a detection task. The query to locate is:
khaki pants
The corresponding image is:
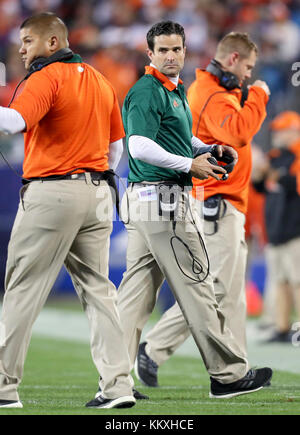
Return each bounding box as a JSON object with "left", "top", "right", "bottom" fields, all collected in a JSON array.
[
  {"left": 145, "top": 199, "right": 248, "bottom": 366},
  {"left": 0, "top": 177, "right": 133, "bottom": 401},
  {"left": 266, "top": 238, "right": 300, "bottom": 286},
  {"left": 117, "top": 186, "right": 248, "bottom": 384},
  {"left": 264, "top": 240, "right": 300, "bottom": 331}
]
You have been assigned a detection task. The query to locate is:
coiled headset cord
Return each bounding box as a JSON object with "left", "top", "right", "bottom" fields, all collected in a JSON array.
[
  {"left": 170, "top": 193, "right": 210, "bottom": 283},
  {"left": 170, "top": 221, "right": 210, "bottom": 283}
]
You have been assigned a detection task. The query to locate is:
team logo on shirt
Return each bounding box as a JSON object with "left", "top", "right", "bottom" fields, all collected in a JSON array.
[{"left": 173, "top": 99, "right": 180, "bottom": 108}]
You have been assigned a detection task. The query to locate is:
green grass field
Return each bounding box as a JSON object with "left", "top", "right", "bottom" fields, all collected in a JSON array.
[{"left": 0, "top": 335, "right": 299, "bottom": 416}]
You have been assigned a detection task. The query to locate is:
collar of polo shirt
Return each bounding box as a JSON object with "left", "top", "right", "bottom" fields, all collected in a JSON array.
[{"left": 145, "top": 65, "right": 183, "bottom": 91}]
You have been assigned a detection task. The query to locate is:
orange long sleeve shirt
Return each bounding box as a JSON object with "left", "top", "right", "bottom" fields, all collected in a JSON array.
[{"left": 188, "top": 69, "right": 269, "bottom": 214}]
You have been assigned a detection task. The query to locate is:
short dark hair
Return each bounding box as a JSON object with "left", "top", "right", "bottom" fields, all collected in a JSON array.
[
  {"left": 20, "top": 12, "right": 68, "bottom": 40},
  {"left": 146, "top": 21, "right": 185, "bottom": 51}
]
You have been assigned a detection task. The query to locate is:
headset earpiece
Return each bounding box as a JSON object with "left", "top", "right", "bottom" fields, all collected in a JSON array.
[
  {"left": 28, "top": 48, "right": 74, "bottom": 76},
  {"left": 29, "top": 57, "right": 48, "bottom": 73},
  {"left": 8, "top": 48, "right": 74, "bottom": 107},
  {"left": 206, "top": 59, "right": 240, "bottom": 91}
]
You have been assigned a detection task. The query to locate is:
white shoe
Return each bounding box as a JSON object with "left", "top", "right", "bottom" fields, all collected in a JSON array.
[
  {"left": 86, "top": 395, "right": 136, "bottom": 409},
  {"left": 0, "top": 400, "right": 23, "bottom": 408}
]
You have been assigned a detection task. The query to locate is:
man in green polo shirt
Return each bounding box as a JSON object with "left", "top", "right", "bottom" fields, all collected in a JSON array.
[
  {"left": 112, "top": 21, "right": 272, "bottom": 400},
  {"left": 123, "top": 62, "right": 193, "bottom": 187}
]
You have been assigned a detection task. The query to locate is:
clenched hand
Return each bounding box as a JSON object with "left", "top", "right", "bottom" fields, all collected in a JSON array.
[{"left": 190, "top": 152, "right": 227, "bottom": 181}]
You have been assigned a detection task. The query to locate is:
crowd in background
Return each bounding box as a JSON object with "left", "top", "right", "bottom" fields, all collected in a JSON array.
[{"left": 0, "top": 0, "right": 300, "bottom": 121}]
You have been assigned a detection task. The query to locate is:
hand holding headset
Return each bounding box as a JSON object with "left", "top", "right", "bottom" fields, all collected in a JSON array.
[{"left": 194, "top": 144, "right": 235, "bottom": 180}]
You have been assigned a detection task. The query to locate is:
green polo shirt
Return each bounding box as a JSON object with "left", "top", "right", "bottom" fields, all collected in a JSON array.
[{"left": 122, "top": 66, "right": 193, "bottom": 186}]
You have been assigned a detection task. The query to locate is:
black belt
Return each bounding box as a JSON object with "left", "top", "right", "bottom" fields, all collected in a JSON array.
[
  {"left": 22, "top": 170, "right": 120, "bottom": 216},
  {"left": 22, "top": 171, "right": 106, "bottom": 185}
]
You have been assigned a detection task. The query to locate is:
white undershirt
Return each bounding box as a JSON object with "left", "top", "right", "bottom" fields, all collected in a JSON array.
[
  {"left": 129, "top": 135, "right": 210, "bottom": 173},
  {"left": 108, "top": 138, "right": 123, "bottom": 171},
  {"left": 0, "top": 107, "right": 26, "bottom": 134},
  {"left": 129, "top": 135, "right": 192, "bottom": 172}
]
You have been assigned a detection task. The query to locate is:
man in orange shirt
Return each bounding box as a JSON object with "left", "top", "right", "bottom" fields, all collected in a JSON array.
[
  {"left": 135, "top": 32, "right": 270, "bottom": 388},
  {"left": 0, "top": 12, "right": 135, "bottom": 409}
]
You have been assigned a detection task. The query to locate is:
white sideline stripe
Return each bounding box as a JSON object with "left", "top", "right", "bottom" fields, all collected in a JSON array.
[
  {"left": 0, "top": 303, "right": 90, "bottom": 344},
  {"left": 32, "top": 307, "right": 90, "bottom": 343},
  {"left": 0, "top": 304, "right": 299, "bottom": 374}
]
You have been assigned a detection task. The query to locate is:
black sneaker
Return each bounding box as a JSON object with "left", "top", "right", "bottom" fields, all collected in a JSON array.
[
  {"left": 132, "top": 388, "right": 149, "bottom": 400},
  {"left": 266, "top": 330, "right": 291, "bottom": 343},
  {"left": 135, "top": 342, "right": 159, "bottom": 387},
  {"left": 0, "top": 400, "right": 23, "bottom": 408},
  {"left": 86, "top": 395, "right": 136, "bottom": 409},
  {"left": 95, "top": 386, "right": 149, "bottom": 400},
  {"left": 209, "top": 368, "right": 273, "bottom": 399}
]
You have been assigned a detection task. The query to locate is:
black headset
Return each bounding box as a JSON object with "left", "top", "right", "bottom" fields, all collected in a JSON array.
[
  {"left": 28, "top": 47, "right": 74, "bottom": 76},
  {"left": 194, "top": 145, "right": 235, "bottom": 181},
  {"left": 206, "top": 59, "right": 240, "bottom": 91},
  {"left": 8, "top": 48, "right": 74, "bottom": 107}
]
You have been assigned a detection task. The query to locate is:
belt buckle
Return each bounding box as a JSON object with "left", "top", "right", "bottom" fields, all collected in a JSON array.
[{"left": 71, "top": 174, "right": 79, "bottom": 179}]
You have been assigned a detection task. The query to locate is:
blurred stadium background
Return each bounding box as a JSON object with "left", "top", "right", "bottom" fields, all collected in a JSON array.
[{"left": 0, "top": 0, "right": 300, "bottom": 318}]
